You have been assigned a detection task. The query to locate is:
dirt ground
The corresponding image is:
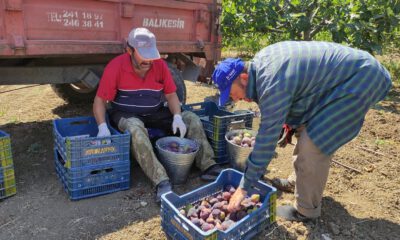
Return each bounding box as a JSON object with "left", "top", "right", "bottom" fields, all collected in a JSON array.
[{"left": 0, "top": 81, "right": 399, "bottom": 240}]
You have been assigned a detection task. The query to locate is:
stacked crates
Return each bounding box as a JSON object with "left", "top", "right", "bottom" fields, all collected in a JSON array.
[
  {"left": 161, "top": 168, "right": 277, "bottom": 240},
  {"left": 183, "top": 102, "right": 254, "bottom": 164},
  {"left": 53, "top": 116, "right": 131, "bottom": 200},
  {"left": 0, "top": 130, "right": 16, "bottom": 200}
]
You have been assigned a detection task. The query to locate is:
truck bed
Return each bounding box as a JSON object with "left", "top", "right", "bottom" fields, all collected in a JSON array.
[{"left": 0, "top": 0, "right": 220, "bottom": 59}]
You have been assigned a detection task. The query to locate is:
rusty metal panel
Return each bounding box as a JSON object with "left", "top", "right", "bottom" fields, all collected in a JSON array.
[
  {"left": 23, "top": 0, "right": 119, "bottom": 41},
  {"left": 5, "top": 0, "right": 23, "bottom": 11},
  {"left": 0, "top": 1, "right": 4, "bottom": 40},
  {"left": 131, "top": 3, "right": 209, "bottom": 43}
]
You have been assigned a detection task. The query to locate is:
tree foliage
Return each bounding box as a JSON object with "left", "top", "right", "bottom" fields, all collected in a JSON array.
[{"left": 221, "top": 0, "right": 400, "bottom": 54}]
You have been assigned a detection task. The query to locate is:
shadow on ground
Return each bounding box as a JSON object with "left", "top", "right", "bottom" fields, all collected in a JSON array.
[{"left": 0, "top": 120, "right": 162, "bottom": 240}]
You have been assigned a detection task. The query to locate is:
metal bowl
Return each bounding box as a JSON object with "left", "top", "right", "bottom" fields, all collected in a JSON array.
[
  {"left": 155, "top": 137, "right": 199, "bottom": 185},
  {"left": 225, "top": 129, "right": 258, "bottom": 172}
]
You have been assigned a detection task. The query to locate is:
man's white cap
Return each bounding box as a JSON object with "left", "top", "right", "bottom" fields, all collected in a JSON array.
[{"left": 128, "top": 28, "right": 160, "bottom": 60}]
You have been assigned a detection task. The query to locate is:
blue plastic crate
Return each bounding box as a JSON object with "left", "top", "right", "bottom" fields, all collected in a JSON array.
[
  {"left": 0, "top": 185, "right": 16, "bottom": 200},
  {"left": 0, "top": 173, "right": 16, "bottom": 192},
  {"left": 161, "top": 169, "right": 277, "bottom": 240},
  {"left": 183, "top": 102, "right": 253, "bottom": 164},
  {"left": 54, "top": 150, "right": 130, "bottom": 190},
  {"left": 0, "top": 165, "right": 15, "bottom": 179},
  {"left": 53, "top": 116, "right": 130, "bottom": 169},
  {"left": 55, "top": 166, "right": 130, "bottom": 201},
  {"left": 0, "top": 164, "right": 16, "bottom": 200},
  {"left": 0, "top": 130, "right": 13, "bottom": 168}
]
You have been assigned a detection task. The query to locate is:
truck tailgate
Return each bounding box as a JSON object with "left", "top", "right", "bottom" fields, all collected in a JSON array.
[{"left": 0, "top": 0, "right": 219, "bottom": 57}]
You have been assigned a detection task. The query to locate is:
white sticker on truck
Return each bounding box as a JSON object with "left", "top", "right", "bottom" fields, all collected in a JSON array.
[
  {"left": 142, "top": 18, "right": 184, "bottom": 29},
  {"left": 47, "top": 10, "right": 104, "bottom": 29}
]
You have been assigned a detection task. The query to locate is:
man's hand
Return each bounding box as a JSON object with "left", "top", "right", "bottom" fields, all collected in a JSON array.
[
  {"left": 97, "top": 122, "right": 111, "bottom": 137},
  {"left": 227, "top": 187, "right": 247, "bottom": 212},
  {"left": 172, "top": 114, "right": 187, "bottom": 138}
]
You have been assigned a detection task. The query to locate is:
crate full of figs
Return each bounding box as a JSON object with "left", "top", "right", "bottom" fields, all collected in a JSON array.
[{"left": 161, "top": 168, "right": 277, "bottom": 240}]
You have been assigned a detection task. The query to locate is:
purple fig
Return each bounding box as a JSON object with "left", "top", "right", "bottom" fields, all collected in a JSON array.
[
  {"left": 212, "top": 202, "right": 224, "bottom": 210},
  {"left": 211, "top": 209, "right": 221, "bottom": 218},
  {"left": 191, "top": 218, "right": 201, "bottom": 227},
  {"left": 221, "top": 220, "right": 235, "bottom": 231},
  {"left": 197, "top": 205, "right": 206, "bottom": 212},
  {"left": 236, "top": 210, "right": 247, "bottom": 221},
  {"left": 187, "top": 207, "right": 197, "bottom": 218},
  {"left": 200, "top": 208, "right": 211, "bottom": 220},
  {"left": 224, "top": 185, "right": 236, "bottom": 194},
  {"left": 209, "top": 198, "right": 218, "bottom": 205},
  {"left": 201, "top": 223, "right": 214, "bottom": 232},
  {"left": 222, "top": 192, "right": 231, "bottom": 201},
  {"left": 216, "top": 194, "right": 224, "bottom": 201},
  {"left": 201, "top": 200, "right": 211, "bottom": 208},
  {"left": 169, "top": 142, "right": 179, "bottom": 148},
  {"left": 221, "top": 204, "right": 229, "bottom": 214}
]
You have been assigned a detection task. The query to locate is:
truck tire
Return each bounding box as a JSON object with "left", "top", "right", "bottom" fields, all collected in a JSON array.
[
  {"left": 52, "top": 63, "right": 186, "bottom": 104},
  {"left": 51, "top": 83, "right": 97, "bottom": 104},
  {"left": 167, "top": 62, "right": 187, "bottom": 104}
]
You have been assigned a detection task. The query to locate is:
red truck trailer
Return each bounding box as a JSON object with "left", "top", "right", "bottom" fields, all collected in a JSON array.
[{"left": 0, "top": 0, "right": 222, "bottom": 103}]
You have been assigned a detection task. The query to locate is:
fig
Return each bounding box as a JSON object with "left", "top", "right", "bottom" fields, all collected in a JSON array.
[
  {"left": 212, "top": 202, "right": 224, "bottom": 210},
  {"left": 233, "top": 136, "right": 242, "bottom": 145},
  {"left": 191, "top": 218, "right": 201, "bottom": 227},
  {"left": 211, "top": 209, "right": 221, "bottom": 218},
  {"left": 201, "top": 223, "right": 214, "bottom": 232},
  {"left": 221, "top": 204, "right": 229, "bottom": 214},
  {"left": 215, "top": 221, "right": 224, "bottom": 230},
  {"left": 219, "top": 211, "right": 226, "bottom": 221},
  {"left": 225, "top": 185, "right": 235, "bottom": 192},
  {"left": 227, "top": 211, "right": 237, "bottom": 221},
  {"left": 197, "top": 205, "right": 206, "bottom": 212},
  {"left": 216, "top": 194, "right": 224, "bottom": 201},
  {"left": 201, "top": 200, "right": 211, "bottom": 208},
  {"left": 209, "top": 198, "right": 218, "bottom": 205},
  {"left": 243, "top": 132, "right": 252, "bottom": 138},
  {"left": 169, "top": 141, "right": 179, "bottom": 148},
  {"left": 183, "top": 144, "right": 192, "bottom": 153},
  {"left": 222, "top": 192, "right": 231, "bottom": 201},
  {"left": 221, "top": 220, "right": 235, "bottom": 231},
  {"left": 187, "top": 207, "right": 197, "bottom": 218},
  {"left": 240, "top": 198, "right": 253, "bottom": 208},
  {"left": 250, "top": 194, "right": 260, "bottom": 203},
  {"left": 200, "top": 208, "right": 211, "bottom": 220},
  {"left": 180, "top": 209, "right": 186, "bottom": 216},
  {"left": 236, "top": 210, "right": 247, "bottom": 221},
  {"left": 206, "top": 214, "right": 214, "bottom": 224}
]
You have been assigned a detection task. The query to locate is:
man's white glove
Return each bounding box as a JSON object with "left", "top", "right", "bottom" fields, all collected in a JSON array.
[
  {"left": 172, "top": 114, "right": 187, "bottom": 138},
  {"left": 97, "top": 122, "right": 111, "bottom": 137}
]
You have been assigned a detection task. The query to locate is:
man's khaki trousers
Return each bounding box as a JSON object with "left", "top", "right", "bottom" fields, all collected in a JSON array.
[{"left": 287, "top": 127, "right": 333, "bottom": 218}]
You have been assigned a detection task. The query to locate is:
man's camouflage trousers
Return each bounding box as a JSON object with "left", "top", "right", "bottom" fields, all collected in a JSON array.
[{"left": 118, "top": 111, "right": 216, "bottom": 186}]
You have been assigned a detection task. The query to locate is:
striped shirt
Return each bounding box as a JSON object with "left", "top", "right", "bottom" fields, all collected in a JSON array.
[{"left": 240, "top": 41, "right": 392, "bottom": 191}]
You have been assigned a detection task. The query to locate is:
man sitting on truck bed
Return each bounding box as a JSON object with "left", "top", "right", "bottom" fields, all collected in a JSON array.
[{"left": 92, "top": 27, "right": 222, "bottom": 203}]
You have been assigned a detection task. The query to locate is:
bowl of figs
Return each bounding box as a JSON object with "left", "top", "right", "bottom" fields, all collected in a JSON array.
[{"left": 225, "top": 129, "right": 257, "bottom": 172}]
